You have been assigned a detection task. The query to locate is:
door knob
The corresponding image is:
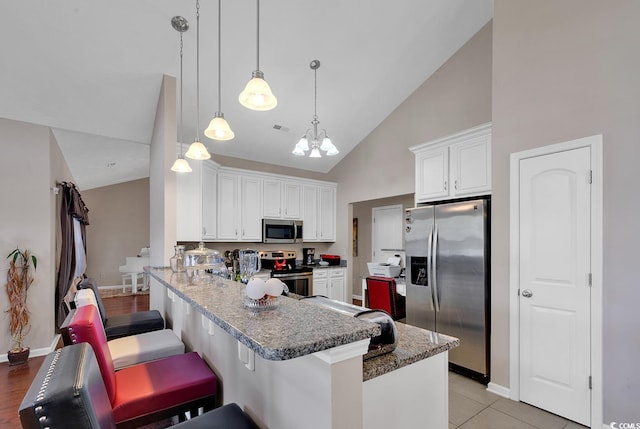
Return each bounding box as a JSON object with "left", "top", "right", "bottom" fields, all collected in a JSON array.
[{"left": 521, "top": 289, "right": 533, "bottom": 298}]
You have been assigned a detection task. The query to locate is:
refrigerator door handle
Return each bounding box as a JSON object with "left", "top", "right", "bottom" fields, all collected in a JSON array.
[
  {"left": 432, "top": 224, "right": 440, "bottom": 312},
  {"left": 427, "top": 225, "right": 435, "bottom": 311}
]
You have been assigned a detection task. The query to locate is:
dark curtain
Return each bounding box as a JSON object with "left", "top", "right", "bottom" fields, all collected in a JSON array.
[{"left": 55, "top": 182, "right": 89, "bottom": 329}]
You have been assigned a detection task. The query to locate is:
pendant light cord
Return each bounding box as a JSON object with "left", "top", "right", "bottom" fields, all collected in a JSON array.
[
  {"left": 256, "top": 0, "right": 260, "bottom": 70},
  {"left": 218, "top": 0, "right": 222, "bottom": 111},
  {"left": 314, "top": 66, "right": 317, "bottom": 119},
  {"left": 196, "top": 0, "right": 201, "bottom": 138},
  {"left": 179, "top": 31, "right": 184, "bottom": 149}
]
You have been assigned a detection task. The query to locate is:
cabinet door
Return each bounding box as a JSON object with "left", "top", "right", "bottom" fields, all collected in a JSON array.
[
  {"left": 176, "top": 155, "right": 202, "bottom": 241},
  {"left": 262, "top": 179, "right": 282, "bottom": 218},
  {"left": 283, "top": 182, "right": 301, "bottom": 219},
  {"left": 415, "top": 147, "right": 449, "bottom": 202},
  {"left": 318, "top": 186, "right": 336, "bottom": 242},
  {"left": 329, "top": 268, "right": 345, "bottom": 302},
  {"left": 217, "top": 173, "right": 239, "bottom": 240},
  {"left": 201, "top": 162, "right": 217, "bottom": 239},
  {"left": 450, "top": 136, "right": 491, "bottom": 197},
  {"left": 313, "top": 278, "right": 328, "bottom": 297},
  {"left": 302, "top": 185, "right": 319, "bottom": 241},
  {"left": 241, "top": 176, "right": 262, "bottom": 241}
]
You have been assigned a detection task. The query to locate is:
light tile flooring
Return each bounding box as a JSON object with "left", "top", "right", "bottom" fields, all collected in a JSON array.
[{"left": 448, "top": 372, "right": 589, "bottom": 429}]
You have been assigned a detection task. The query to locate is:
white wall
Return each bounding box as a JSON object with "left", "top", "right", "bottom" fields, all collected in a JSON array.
[
  {"left": 0, "top": 118, "right": 73, "bottom": 356},
  {"left": 492, "top": 1, "right": 640, "bottom": 421}
]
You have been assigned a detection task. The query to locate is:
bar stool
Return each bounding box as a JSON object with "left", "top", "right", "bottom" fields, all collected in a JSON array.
[
  {"left": 77, "top": 279, "right": 164, "bottom": 340},
  {"left": 58, "top": 305, "right": 218, "bottom": 428},
  {"left": 19, "top": 344, "right": 257, "bottom": 429}
]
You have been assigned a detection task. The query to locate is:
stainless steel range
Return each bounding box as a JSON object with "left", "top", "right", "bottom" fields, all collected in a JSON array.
[{"left": 259, "top": 250, "right": 313, "bottom": 296}]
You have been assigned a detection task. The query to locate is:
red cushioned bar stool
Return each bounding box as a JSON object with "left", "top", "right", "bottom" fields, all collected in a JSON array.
[
  {"left": 60, "top": 305, "right": 218, "bottom": 428},
  {"left": 19, "top": 343, "right": 258, "bottom": 429}
]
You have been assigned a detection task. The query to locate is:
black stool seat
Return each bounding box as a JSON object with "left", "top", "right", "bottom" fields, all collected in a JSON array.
[{"left": 173, "top": 403, "right": 258, "bottom": 429}]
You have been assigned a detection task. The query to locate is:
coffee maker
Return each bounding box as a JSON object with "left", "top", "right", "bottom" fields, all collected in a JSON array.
[{"left": 302, "top": 248, "right": 315, "bottom": 265}]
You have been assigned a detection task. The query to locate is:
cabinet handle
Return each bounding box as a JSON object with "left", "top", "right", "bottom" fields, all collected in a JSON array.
[
  {"left": 454, "top": 180, "right": 458, "bottom": 190},
  {"left": 444, "top": 181, "right": 448, "bottom": 191}
]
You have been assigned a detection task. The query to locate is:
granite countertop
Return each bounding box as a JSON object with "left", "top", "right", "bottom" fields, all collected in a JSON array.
[
  {"left": 147, "top": 267, "right": 379, "bottom": 361},
  {"left": 362, "top": 323, "right": 459, "bottom": 381}
]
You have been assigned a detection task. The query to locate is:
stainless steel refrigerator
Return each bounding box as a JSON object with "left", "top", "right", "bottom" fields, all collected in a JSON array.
[{"left": 405, "top": 197, "right": 490, "bottom": 383}]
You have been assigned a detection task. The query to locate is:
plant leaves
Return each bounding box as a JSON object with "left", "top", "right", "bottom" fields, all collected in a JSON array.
[{"left": 31, "top": 255, "right": 37, "bottom": 270}]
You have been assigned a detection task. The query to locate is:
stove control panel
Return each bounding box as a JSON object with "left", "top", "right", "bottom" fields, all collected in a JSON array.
[{"left": 259, "top": 250, "right": 296, "bottom": 260}]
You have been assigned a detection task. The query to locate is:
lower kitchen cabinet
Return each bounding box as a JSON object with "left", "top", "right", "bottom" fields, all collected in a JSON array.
[{"left": 313, "top": 267, "right": 345, "bottom": 302}]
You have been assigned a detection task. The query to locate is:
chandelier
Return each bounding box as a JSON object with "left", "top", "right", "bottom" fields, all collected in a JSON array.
[{"left": 292, "top": 60, "right": 338, "bottom": 158}]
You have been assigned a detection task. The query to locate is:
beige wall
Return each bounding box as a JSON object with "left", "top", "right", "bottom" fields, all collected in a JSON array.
[
  {"left": 0, "top": 118, "right": 73, "bottom": 356},
  {"left": 493, "top": 1, "right": 640, "bottom": 421},
  {"left": 327, "top": 22, "right": 493, "bottom": 297},
  {"left": 82, "top": 178, "right": 151, "bottom": 286}
]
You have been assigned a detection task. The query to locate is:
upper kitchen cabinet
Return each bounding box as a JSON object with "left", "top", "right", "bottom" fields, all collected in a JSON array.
[
  {"left": 216, "top": 170, "right": 262, "bottom": 242},
  {"left": 411, "top": 123, "right": 491, "bottom": 203},
  {"left": 263, "top": 179, "right": 301, "bottom": 220},
  {"left": 176, "top": 150, "right": 220, "bottom": 241},
  {"left": 303, "top": 183, "right": 336, "bottom": 242},
  {"left": 201, "top": 162, "right": 217, "bottom": 240}
]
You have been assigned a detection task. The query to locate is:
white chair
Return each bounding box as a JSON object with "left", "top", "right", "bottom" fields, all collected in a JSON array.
[{"left": 118, "top": 256, "right": 150, "bottom": 293}]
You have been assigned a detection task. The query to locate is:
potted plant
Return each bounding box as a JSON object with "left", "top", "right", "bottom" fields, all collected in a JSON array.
[{"left": 5, "top": 247, "right": 37, "bottom": 365}]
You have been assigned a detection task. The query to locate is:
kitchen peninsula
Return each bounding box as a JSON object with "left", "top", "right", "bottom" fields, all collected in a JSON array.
[{"left": 147, "top": 267, "right": 458, "bottom": 429}]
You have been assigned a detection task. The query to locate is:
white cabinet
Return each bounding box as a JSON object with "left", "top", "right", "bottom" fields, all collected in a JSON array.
[
  {"left": 217, "top": 171, "right": 263, "bottom": 241},
  {"left": 312, "top": 269, "right": 328, "bottom": 297},
  {"left": 302, "top": 184, "right": 336, "bottom": 242},
  {"left": 313, "top": 268, "right": 345, "bottom": 302},
  {"left": 328, "top": 268, "right": 346, "bottom": 302},
  {"left": 201, "top": 162, "right": 217, "bottom": 240},
  {"left": 176, "top": 155, "right": 202, "bottom": 242},
  {"left": 263, "top": 179, "right": 301, "bottom": 219},
  {"left": 176, "top": 155, "right": 219, "bottom": 241},
  {"left": 240, "top": 175, "right": 263, "bottom": 241},
  {"left": 216, "top": 172, "right": 240, "bottom": 240},
  {"left": 411, "top": 123, "right": 491, "bottom": 203}
]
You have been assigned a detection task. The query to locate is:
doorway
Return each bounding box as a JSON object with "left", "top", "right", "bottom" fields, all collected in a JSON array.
[{"left": 509, "top": 135, "right": 602, "bottom": 427}]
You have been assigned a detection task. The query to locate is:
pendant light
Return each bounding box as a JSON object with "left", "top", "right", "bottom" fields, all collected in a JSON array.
[
  {"left": 171, "top": 16, "right": 192, "bottom": 173},
  {"left": 204, "top": 0, "right": 235, "bottom": 140},
  {"left": 292, "top": 59, "right": 338, "bottom": 158},
  {"left": 185, "top": 0, "right": 212, "bottom": 160},
  {"left": 238, "top": 0, "right": 277, "bottom": 111}
]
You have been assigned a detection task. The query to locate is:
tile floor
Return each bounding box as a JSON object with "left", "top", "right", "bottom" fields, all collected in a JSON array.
[{"left": 448, "top": 372, "right": 589, "bottom": 429}]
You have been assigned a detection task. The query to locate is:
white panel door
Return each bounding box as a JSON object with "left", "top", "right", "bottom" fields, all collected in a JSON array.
[
  {"left": 372, "top": 205, "right": 403, "bottom": 263},
  {"left": 519, "top": 147, "right": 591, "bottom": 425}
]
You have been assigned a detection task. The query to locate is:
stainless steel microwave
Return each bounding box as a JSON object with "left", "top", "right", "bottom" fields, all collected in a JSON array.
[{"left": 262, "top": 219, "right": 303, "bottom": 244}]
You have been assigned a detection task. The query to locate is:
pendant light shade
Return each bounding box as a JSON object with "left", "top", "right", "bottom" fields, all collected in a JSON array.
[
  {"left": 205, "top": 0, "right": 235, "bottom": 141},
  {"left": 239, "top": 71, "right": 278, "bottom": 111},
  {"left": 205, "top": 112, "right": 235, "bottom": 140},
  {"left": 171, "top": 16, "right": 192, "bottom": 173},
  {"left": 239, "top": 0, "right": 277, "bottom": 111},
  {"left": 185, "top": 141, "right": 211, "bottom": 160},
  {"left": 171, "top": 157, "right": 193, "bottom": 172},
  {"left": 187, "top": 0, "right": 212, "bottom": 160}
]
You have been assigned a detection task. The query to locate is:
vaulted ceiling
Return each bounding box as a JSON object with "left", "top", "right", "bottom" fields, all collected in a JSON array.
[{"left": 0, "top": 1, "right": 492, "bottom": 190}]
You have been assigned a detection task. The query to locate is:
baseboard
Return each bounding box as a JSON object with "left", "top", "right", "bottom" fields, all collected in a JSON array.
[
  {"left": 0, "top": 334, "right": 60, "bottom": 363},
  {"left": 97, "top": 285, "right": 123, "bottom": 290},
  {"left": 486, "top": 382, "right": 510, "bottom": 398},
  {"left": 352, "top": 294, "right": 363, "bottom": 301}
]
